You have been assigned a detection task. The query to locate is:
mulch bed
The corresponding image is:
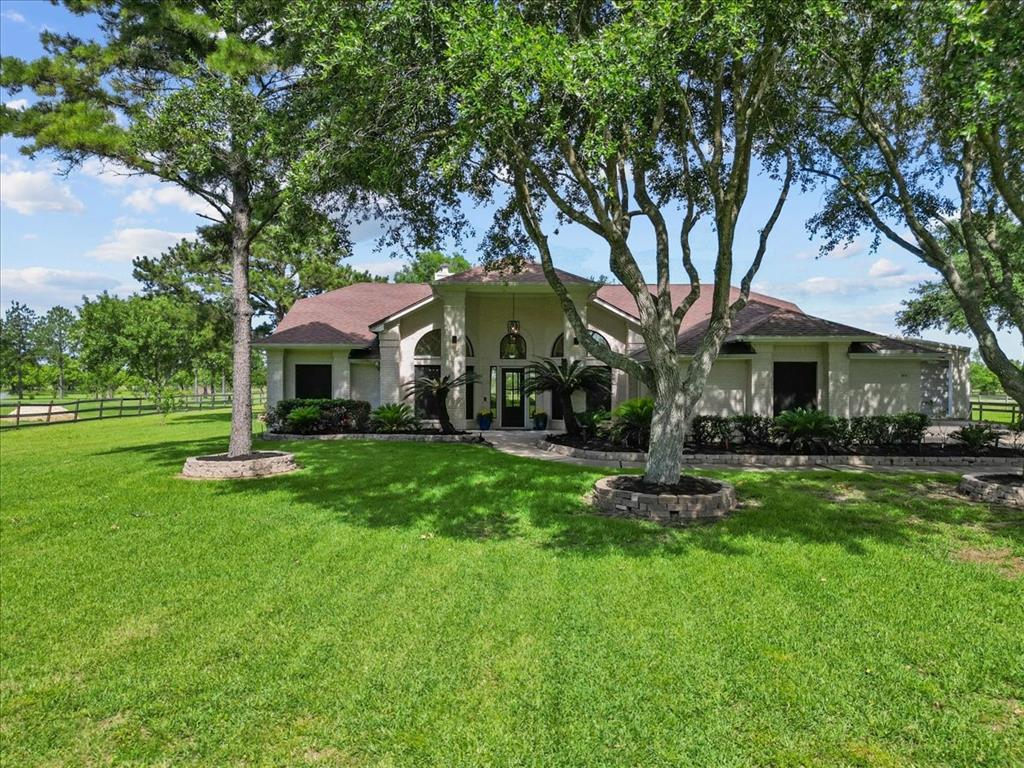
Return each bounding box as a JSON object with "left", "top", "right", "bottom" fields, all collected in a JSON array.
[
  {"left": 546, "top": 433, "right": 1023, "bottom": 458},
  {"left": 605, "top": 475, "right": 723, "bottom": 496},
  {"left": 194, "top": 451, "right": 288, "bottom": 462}
]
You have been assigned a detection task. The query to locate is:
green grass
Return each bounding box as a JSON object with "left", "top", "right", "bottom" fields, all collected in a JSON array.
[{"left": 2, "top": 412, "right": 1022, "bottom": 766}]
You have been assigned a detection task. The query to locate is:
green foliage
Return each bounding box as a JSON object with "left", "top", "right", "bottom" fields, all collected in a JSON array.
[
  {"left": 690, "top": 415, "right": 735, "bottom": 449},
  {"left": 371, "top": 402, "right": 420, "bottom": 433},
  {"left": 949, "top": 424, "right": 1003, "bottom": 455},
  {"left": 286, "top": 404, "right": 323, "bottom": 434},
  {"left": 968, "top": 353, "right": 1010, "bottom": 396},
  {"left": 267, "top": 398, "right": 372, "bottom": 434},
  {"left": 731, "top": 415, "right": 774, "bottom": 447},
  {"left": 610, "top": 397, "right": 654, "bottom": 450},
  {"left": 892, "top": 413, "right": 930, "bottom": 447},
  {"left": 403, "top": 371, "right": 478, "bottom": 434},
  {"left": 0, "top": 301, "right": 38, "bottom": 396},
  {"left": 523, "top": 359, "right": 609, "bottom": 438},
  {"left": 394, "top": 251, "right": 472, "bottom": 283},
  {"left": 773, "top": 409, "right": 834, "bottom": 453},
  {"left": 575, "top": 408, "right": 611, "bottom": 441}
]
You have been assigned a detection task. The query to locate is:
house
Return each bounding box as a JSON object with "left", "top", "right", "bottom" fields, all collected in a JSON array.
[{"left": 256, "top": 264, "right": 970, "bottom": 429}]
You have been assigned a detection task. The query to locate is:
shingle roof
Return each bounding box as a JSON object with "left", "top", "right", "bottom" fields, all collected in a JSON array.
[
  {"left": 435, "top": 262, "right": 596, "bottom": 285},
  {"left": 260, "top": 283, "right": 432, "bottom": 346}
]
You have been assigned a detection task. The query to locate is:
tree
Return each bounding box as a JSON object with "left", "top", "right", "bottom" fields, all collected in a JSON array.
[
  {"left": 34, "top": 306, "right": 78, "bottom": 397},
  {"left": 134, "top": 207, "right": 385, "bottom": 330},
  {"left": 0, "top": 302, "right": 38, "bottom": 397},
  {"left": 403, "top": 371, "right": 478, "bottom": 434},
  {"left": 393, "top": 251, "right": 472, "bottom": 284},
  {"left": 76, "top": 293, "right": 130, "bottom": 397},
  {"left": 968, "top": 352, "right": 1005, "bottom": 397},
  {"left": 523, "top": 359, "right": 609, "bottom": 438},
  {"left": 298, "top": 1, "right": 801, "bottom": 483},
  {"left": 799, "top": 0, "right": 1024, "bottom": 409},
  {"left": 1, "top": 1, "right": 332, "bottom": 456}
]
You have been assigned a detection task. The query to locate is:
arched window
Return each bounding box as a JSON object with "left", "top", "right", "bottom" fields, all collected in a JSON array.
[
  {"left": 415, "top": 329, "right": 475, "bottom": 357},
  {"left": 551, "top": 331, "right": 610, "bottom": 358},
  {"left": 499, "top": 333, "right": 527, "bottom": 359}
]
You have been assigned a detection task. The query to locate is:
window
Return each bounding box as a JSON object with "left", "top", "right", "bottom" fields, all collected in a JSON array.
[
  {"left": 415, "top": 329, "right": 442, "bottom": 357},
  {"left": 499, "top": 333, "right": 527, "bottom": 359},
  {"left": 295, "top": 364, "right": 332, "bottom": 399},
  {"left": 413, "top": 364, "right": 441, "bottom": 418},
  {"left": 465, "top": 365, "right": 475, "bottom": 419},
  {"left": 551, "top": 331, "right": 609, "bottom": 358},
  {"left": 416, "top": 329, "right": 474, "bottom": 357},
  {"left": 586, "top": 366, "right": 612, "bottom": 412}
]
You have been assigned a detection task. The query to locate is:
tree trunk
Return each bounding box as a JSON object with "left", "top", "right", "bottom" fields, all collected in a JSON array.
[
  {"left": 227, "top": 186, "right": 254, "bottom": 458},
  {"left": 645, "top": 373, "right": 690, "bottom": 485},
  {"left": 438, "top": 397, "right": 454, "bottom": 434},
  {"left": 57, "top": 362, "right": 64, "bottom": 398},
  {"left": 561, "top": 390, "right": 579, "bottom": 437}
]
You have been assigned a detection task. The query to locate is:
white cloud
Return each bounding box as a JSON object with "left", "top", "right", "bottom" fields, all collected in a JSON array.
[
  {"left": 868, "top": 257, "right": 905, "bottom": 278},
  {"left": 22, "top": 233, "right": 38, "bottom": 240},
  {"left": 784, "top": 272, "right": 926, "bottom": 297},
  {"left": 85, "top": 228, "right": 192, "bottom": 263},
  {"left": 0, "top": 170, "right": 85, "bottom": 215},
  {"left": 1, "top": 10, "right": 26, "bottom": 23},
  {"left": 826, "top": 240, "right": 866, "bottom": 260},
  {"left": 123, "top": 184, "right": 217, "bottom": 217},
  {"left": 79, "top": 158, "right": 138, "bottom": 188},
  {"left": 0, "top": 267, "right": 120, "bottom": 306},
  {"left": 4, "top": 98, "right": 28, "bottom": 111}
]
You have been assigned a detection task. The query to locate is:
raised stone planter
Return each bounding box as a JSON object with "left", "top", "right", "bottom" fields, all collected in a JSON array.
[
  {"left": 263, "top": 431, "right": 483, "bottom": 443},
  {"left": 957, "top": 472, "right": 1024, "bottom": 508},
  {"left": 181, "top": 451, "right": 299, "bottom": 479},
  {"left": 539, "top": 440, "right": 1022, "bottom": 468},
  {"left": 592, "top": 475, "right": 738, "bottom": 524}
]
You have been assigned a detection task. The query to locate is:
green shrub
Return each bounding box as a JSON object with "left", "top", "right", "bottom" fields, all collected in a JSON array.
[
  {"left": 858, "top": 415, "right": 897, "bottom": 448},
  {"left": 610, "top": 397, "right": 654, "bottom": 450},
  {"left": 690, "top": 415, "right": 733, "bottom": 448},
  {"left": 731, "top": 414, "right": 774, "bottom": 446},
  {"left": 370, "top": 403, "right": 420, "bottom": 433},
  {"left": 892, "top": 412, "right": 930, "bottom": 446},
  {"left": 576, "top": 408, "right": 611, "bottom": 440},
  {"left": 286, "top": 404, "right": 322, "bottom": 434},
  {"left": 949, "top": 423, "right": 1002, "bottom": 454},
  {"left": 774, "top": 408, "right": 834, "bottom": 453},
  {"left": 267, "top": 398, "right": 371, "bottom": 434}
]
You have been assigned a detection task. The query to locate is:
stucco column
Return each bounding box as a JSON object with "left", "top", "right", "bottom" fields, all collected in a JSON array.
[
  {"left": 827, "top": 342, "right": 851, "bottom": 418},
  {"left": 750, "top": 343, "right": 773, "bottom": 416},
  {"left": 378, "top": 328, "right": 401, "bottom": 405},
  {"left": 949, "top": 347, "right": 970, "bottom": 418},
  {"left": 332, "top": 349, "right": 351, "bottom": 400},
  {"left": 267, "top": 348, "right": 284, "bottom": 407},
  {"left": 442, "top": 291, "right": 467, "bottom": 428},
  {"left": 564, "top": 297, "right": 588, "bottom": 412}
]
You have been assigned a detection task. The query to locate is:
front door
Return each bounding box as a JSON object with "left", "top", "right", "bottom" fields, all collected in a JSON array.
[
  {"left": 773, "top": 362, "right": 817, "bottom": 415},
  {"left": 501, "top": 368, "right": 525, "bottom": 427}
]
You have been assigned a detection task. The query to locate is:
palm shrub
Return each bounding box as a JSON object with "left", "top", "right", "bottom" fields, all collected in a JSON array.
[
  {"left": 402, "top": 371, "right": 479, "bottom": 434},
  {"left": 286, "top": 404, "right": 322, "bottom": 434},
  {"left": 523, "top": 359, "right": 610, "bottom": 438},
  {"left": 576, "top": 408, "right": 612, "bottom": 440},
  {"left": 610, "top": 397, "right": 654, "bottom": 450},
  {"left": 371, "top": 403, "right": 420, "bottom": 433},
  {"left": 774, "top": 408, "right": 835, "bottom": 453},
  {"left": 949, "top": 423, "right": 1002, "bottom": 455}
]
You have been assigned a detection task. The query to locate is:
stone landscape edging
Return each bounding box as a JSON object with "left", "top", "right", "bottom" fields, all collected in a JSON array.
[
  {"left": 181, "top": 451, "right": 299, "bottom": 479},
  {"left": 592, "top": 475, "right": 738, "bottom": 524},
  {"left": 957, "top": 473, "right": 1024, "bottom": 507},
  {"left": 539, "top": 439, "right": 1022, "bottom": 468},
  {"left": 264, "top": 431, "right": 482, "bottom": 444}
]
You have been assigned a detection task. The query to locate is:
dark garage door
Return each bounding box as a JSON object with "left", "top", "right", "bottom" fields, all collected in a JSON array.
[
  {"left": 295, "top": 364, "right": 332, "bottom": 399},
  {"left": 773, "top": 362, "right": 817, "bottom": 415}
]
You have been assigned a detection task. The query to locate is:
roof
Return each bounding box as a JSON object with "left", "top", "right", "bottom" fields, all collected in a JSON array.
[
  {"left": 260, "top": 283, "right": 431, "bottom": 346},
  {"left": 260, "top": 268, "right": 939, "bottom": 357},
  {"left": 435, "top": 262, "right": 596, "bottom": 285}
]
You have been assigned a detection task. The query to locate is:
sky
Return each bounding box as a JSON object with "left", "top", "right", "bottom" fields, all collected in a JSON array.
[{"left": 1, "top": 0, "right": 1020, "bottom": 359}]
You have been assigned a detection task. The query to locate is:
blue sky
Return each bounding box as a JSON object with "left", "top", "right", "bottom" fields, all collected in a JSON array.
[{"left": 1, "top": 0, "right": 1019, "bottom": 358}]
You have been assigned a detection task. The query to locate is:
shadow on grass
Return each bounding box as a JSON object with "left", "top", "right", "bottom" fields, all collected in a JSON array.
[{"left": 98, "top": 421, "right": 1024, "bottom": 559}]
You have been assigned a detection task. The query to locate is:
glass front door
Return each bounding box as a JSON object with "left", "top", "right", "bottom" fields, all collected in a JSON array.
[{"left": 501, "top": 368, "right": 525, "bottom": 427}]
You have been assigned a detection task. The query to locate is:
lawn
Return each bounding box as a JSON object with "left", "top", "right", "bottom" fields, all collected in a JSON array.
[{"left": 1, "top": 412, "right": 1022, "bottom": 766}]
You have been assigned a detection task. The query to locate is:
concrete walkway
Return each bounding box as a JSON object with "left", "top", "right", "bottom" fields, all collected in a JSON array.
[{"left": 477, "top": 430, "right": 1001, "bottom": 475}]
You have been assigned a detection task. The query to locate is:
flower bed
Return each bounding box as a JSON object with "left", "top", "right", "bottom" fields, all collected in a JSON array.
[{"left": 264, "top": 431, "right": 482, "bottom": 443}]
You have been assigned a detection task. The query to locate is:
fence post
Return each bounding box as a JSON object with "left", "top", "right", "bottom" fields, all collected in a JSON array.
[
  {"left": 46, "top": 402, "right": 53, "bottom": 424},
  {"left": 98, "top": 399, "right": 105, "bottom": 420},
  {"left": 74, "top": 400, "right": 81, "bottom": 422},
  {"left": 15, "top": 400, "right": 21, "bottom": 429}
]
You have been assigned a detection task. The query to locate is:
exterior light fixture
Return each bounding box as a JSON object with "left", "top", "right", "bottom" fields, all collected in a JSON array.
[
  {"left": 451, "top": 335, "right": 458, "bottom": 345},
  {"left": 507, "top": 293, "right": 520, "bottom": 335},
  {"left": 572, "top": 336, "right": 579, "bottom": 345}
]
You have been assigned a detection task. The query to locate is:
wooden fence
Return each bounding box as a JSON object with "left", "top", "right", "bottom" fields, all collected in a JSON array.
[
  {"left": 970, "top": 395, "right": 1020, "bottom": 424},
  {"left": 0, "top": 391, "right": 266, "bottom": 429}
]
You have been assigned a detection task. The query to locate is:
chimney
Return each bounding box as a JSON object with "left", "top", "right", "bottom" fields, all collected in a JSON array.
[{"left": 433, "top": 263, "right": 452, "bottom": 280}]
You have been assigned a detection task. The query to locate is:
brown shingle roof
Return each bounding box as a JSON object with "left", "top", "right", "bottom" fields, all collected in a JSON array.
[
  {"left": 435, "top": 263, "right": 595, "bottom": 285},
  {"left": 260, "top": 283, "right": 432, "bottom": 346}
]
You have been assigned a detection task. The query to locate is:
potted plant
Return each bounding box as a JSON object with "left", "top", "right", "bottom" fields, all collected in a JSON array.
[
  {"left": 477, "top": 407, "right": 494, "bottom": 430},
  {"left": 531, "top": 409, "right": 548, "bottom": 430}
]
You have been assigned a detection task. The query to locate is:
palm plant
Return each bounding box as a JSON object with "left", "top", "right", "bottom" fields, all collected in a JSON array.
[
  {"left": 402, "top": 371, "right": 479, "bottom": 434},
  {"left": 523, "top": 359, "right": 610, "bottom": 437}
]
